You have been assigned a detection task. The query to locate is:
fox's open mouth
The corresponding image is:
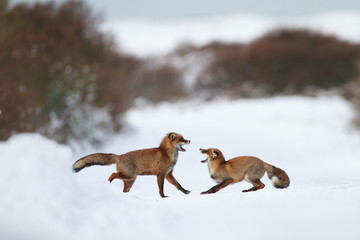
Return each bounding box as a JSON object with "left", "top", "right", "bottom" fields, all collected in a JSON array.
[
  {"left": 199, "top": 149, "right": 208, "bottom": 163},
  {"left": 179, "top": 145, "right": 186, "bottom": 152},
  {"left": 178, "top": 142, "right": 189, "bottom": 152}
]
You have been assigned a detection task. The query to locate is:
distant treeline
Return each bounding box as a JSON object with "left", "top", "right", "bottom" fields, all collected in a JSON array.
[{"left": 1, "top": 0, "right": 360, "bottom": 144}]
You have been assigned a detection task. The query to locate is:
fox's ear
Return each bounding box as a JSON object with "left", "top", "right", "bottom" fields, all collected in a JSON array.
[
  {"left": 169, "top": 132, "right": 176, "bottom": 141},
  {"left": 212, "top": 151, "right": 218, "bottom": 158}
]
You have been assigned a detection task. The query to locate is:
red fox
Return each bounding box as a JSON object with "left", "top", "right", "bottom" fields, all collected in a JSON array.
[
  {"left": 200, "top": 148, "right": 290, "bottom": 194},
  {"left": 73, "top": 132, "right": 191, "bottom": 198}
]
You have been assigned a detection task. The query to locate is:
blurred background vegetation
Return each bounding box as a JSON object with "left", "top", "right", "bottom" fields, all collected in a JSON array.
[{"left": 1, "top": 0, "right": 360, "bottom": 144}]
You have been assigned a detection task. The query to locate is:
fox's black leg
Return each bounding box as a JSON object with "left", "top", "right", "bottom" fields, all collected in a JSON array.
[
  {"left": 108, "top": 172, "right": 134, "bottom": 183},
  {"left": 242, "top": 179, "right": 265, "bottom": 192},
  {"left": 123, "top": 178, "right": 136, "bottom": 193},
  {"left": 165, "top": 170, "right": 190, "bottom": 194},
  {"left": 201, "top": 179, "right": 233, "bottom": 194},
  {"left": 157, "top": 174, "right": 167, "bottom": 198}
]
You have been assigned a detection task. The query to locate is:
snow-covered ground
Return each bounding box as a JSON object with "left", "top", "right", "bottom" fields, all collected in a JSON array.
[
  {"left": 1, "top": 95, "right": 360, "bottom": 240},
  {"left": 102, "top": 11, "right": 360, "bottom": 57},
  {"left": 2, "top": 10, "right": 360, "bottom": 240}
]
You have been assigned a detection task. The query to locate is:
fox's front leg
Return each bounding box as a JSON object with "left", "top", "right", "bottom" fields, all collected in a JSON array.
[
  {"left": 165, "top": 170, "right": 190, "bottom": 194},
  {"left": 157, "top": 174, "right": 168, "bottom": 198},
  {"left": 201, "top": 179, "right": 233, "bottom": 194}
]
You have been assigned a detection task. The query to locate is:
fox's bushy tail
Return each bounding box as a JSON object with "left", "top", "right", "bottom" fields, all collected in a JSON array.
[
  {"left": 73, "top": 153, "right": 118, "bottom": 172},
  {"left": 264, "top": 163, "right": 290, "bottom": 189}
]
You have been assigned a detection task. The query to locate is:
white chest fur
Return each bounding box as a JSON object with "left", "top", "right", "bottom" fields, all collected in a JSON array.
[
  {"left": 167, "top": 149, "right": 179, "bottom": 174},
  {"left": 172, "top": 149, "right": 179, "bottom": 165},
  {"left": 207, "top": 158, "right": 214, "bottom": 175},
  {"left": 207, "top": 158, "right": 222, "bottom": 183},
  {"left": 208, "top": 158, "right": 222, "bottom": 183}
]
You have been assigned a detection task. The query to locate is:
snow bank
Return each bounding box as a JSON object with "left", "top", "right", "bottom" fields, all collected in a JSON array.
[
  {"left": 1, "top": 95, "right": 360, "bottom": 240},
  {"left": 102, "top": 11, "right": 360, "bottom": 57}
]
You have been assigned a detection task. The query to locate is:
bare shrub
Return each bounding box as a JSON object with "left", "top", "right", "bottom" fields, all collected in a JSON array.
[
  {"left": 133, "top": 62, "right": 187, "bottom": 103},
  {"left": 0, "top": 0, "right": 140, "bottom": 143},
  {"left": 195, "top": 29, "right": 360, "bottom": 98}
]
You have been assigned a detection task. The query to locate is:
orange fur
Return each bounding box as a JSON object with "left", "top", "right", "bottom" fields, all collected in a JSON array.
[
  {"left": 73, "top": 132, "right": 191, "bottom": 198},
  {"left": 200, "top": 148, "right": 290, "bottom": 194}
]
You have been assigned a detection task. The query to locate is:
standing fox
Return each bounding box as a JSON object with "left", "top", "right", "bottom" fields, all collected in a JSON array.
[
  {"left": 200, "top": 148, "right": 290, "bottom": 194},
  {"left": 73, "top": 132, "right": 191, "bottom": 198}
]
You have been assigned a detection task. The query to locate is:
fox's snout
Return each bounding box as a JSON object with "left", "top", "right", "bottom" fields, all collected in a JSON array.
[
  {"left": 199, "top": 148, "right": 207, "bottom": 153},
  {"left": 179, "top": 136, "right": 190, "bottom": 145},
  {"left": 199, "top": 148, "right": 209, "bottom": 163},
  {"left": 177, "top": 137, "right": 190, "bottom": 152}
]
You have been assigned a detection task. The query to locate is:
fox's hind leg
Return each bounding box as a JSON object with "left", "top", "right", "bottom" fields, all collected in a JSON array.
[
  {"left": 242, "top": 178, "right": 265, "bottom": 192},
  {"left": 242, "top": 166, "right": 266, "bottom": 192},
  {"left": 123, "top": 178, "right": 136, "bottom": 193},
  {"left": 108, "top": 172, "right": 135, "bottom": 183},
  {"left": 109, "top": 172, "right": 137, "bottom": 193}
]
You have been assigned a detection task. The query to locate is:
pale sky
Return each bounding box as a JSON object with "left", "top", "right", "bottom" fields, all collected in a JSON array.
[{"left": 10, "top": 0, "right": 360, "bottom": 19}]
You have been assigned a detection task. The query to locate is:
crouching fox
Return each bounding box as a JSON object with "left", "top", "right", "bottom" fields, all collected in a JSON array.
[
  {"left": 200, "top": 148, "right": 290, "bottom": 194},
  {"left": 73, "top": 132, "right": 191, "bottom": 198}
]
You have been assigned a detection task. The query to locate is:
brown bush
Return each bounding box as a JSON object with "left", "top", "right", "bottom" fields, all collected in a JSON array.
[
  {"left": 0, "top": 0, "right": 190, "bottom": 143},
  {"left": 195, "top": 29, "right": 360, "bottom": 97},
  {"left": 0, "top": 79, "right": 44, "bottom": 140},
  {"left": 248, "top": 29, "right": 360, "bottom": 92},
  {"left": 341, "top": 62, "right": 360, "bottom": 128},
  {"left": 0, "top": 0, "right": 140, "bottom": 142},
  {"left": 133, "top": 63, "right": 187, "bottom": 103}
]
